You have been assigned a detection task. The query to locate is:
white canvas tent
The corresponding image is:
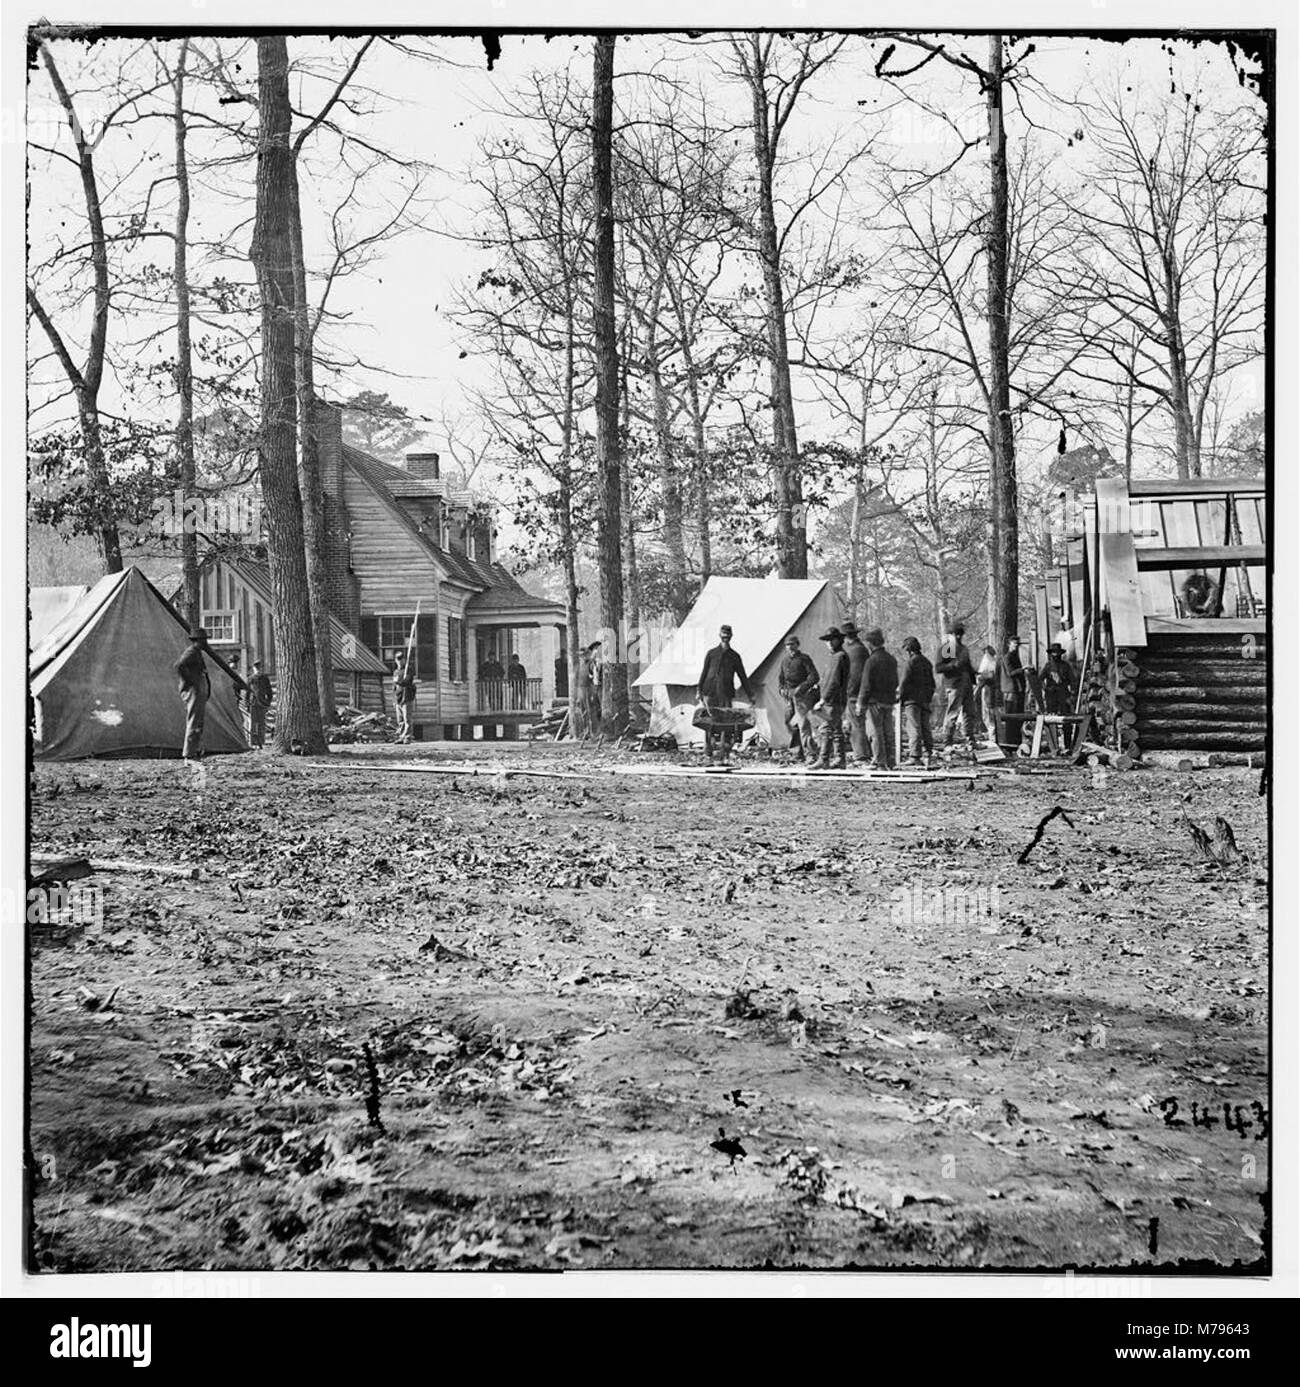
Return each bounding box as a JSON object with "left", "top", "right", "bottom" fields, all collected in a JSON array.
[
  {"left": 634, "top": 576, "right": 846, "bottom": 747},
  {"left": 30, "top": 567, "right": 248, "bottom": 761}
]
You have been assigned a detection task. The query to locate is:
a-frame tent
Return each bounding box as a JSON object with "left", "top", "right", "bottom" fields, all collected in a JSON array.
[
  {"left": 634, "top": 576, "right": 846, "bottom": 747},
  {"left": 30, "top": 566, "right": 248, "bottom": 761}
]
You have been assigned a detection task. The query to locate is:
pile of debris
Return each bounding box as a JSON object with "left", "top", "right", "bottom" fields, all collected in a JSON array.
[{"left": 326, "top": 707, "right": 400, "bottom": 744}]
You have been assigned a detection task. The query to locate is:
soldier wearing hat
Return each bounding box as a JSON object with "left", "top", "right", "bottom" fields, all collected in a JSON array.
[
  {"left": 1039, "top": 642, "right": 1075, "bottom": 716},
  {"left": 840, "top": 620, "right": 870, "bottom": 763},
  {"left": 811, "top": 626, "right": 849, "bottom": 769},
  {"left": 697, "top": 623, "right": 755, "bottom": 760},
  {"left": 934, "top": 620, "right": 977, "bottom": 760},
  {"left": 174, "top": 627, "right": 211, "bottom": 762},
  {"left": 247, "top": 658, "right": 274, "bottom": 750},
  {"left": 777, "top": 633, "right": 820, "bottom": 763},
  {"left": 898, "top": 635, "right": 936, "bottom": 767},
  {"left": 856, "top": 627, "right": 898, "bottom": 770}
]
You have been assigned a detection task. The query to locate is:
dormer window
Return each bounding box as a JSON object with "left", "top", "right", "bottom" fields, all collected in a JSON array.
[
  {"left": 439, "top": 511, "right": 450, "bottom": 549},
  {"left": 467, "top": 529, "right": 478, "bottom": 562}
]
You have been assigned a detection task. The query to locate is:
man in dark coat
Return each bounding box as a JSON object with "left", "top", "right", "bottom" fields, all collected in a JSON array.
[
  {"left": 175, "top": 628, "right": 212, "bottom": 762},
  {"left": 1040, "top": 643, "right": 1076, "bottom": 716},
  {"left": 812, "top": 626, "right": 849, "bottom": 770},
  {"left": 856, "top": 627, "right": 898, "bottom": 770},
  {"left": 247, "top": 658, "right": 274, "bottom": 750},
  {"left": 898, "top": 636, "right": 936, "bottom": 767},
  {"left": 935, "top": 621, "right": 977, "bottom": 758},
  {"left": 697, "top": 624, "right": 755, "bottom": 760},
  {"left": 506, "top": 651, "right": 528, "bottom": 709},
  {"left": 841, "top": 620, "right": 870, "bottom": 763},
  {"left": 777, "top": 633, "right": 820, "bottom": 763}
]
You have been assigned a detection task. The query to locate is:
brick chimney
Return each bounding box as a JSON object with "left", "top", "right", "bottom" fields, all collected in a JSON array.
[
  {"left": 313, "top": 399, "right": 360, "bottom": 632},
  {"left": 404, "top": 450, "right": 440, "bottom": 481},
  {"left": 314, "top": 400, "right": 344, "bottom": 498}
]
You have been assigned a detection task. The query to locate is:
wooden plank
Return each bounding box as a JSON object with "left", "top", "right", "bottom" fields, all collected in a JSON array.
[
  {"left": 1099, "top": 531, "right": 1147, "bottom": 648},
  {"left": 1134, "top": 544, "right": 1266, "bottom": 570},
  {"left": 1145, "top": 617, "right": 1266, "bottom": 635},
  {"left": 1127, "top": 476, "right": 1266, "bottom": 498}
]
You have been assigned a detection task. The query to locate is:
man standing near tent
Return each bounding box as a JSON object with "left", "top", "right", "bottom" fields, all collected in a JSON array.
[
  {"left": 174, "top": 627, "right": 211, "bottom": 762},
  {"left": 856, "top": 627, "right": 898, "bottom": 770},
  {"left": 777, "top": 633, "right": 819, "bottom": 764},
  {"left": 811, "top": 626, "right": 848, "bottom": 770},
  {"left": 247, "top": 659, "right": 274, "bottom": 751},
  {"left": 841, "top": 620, "right": 870, "bottom": 763},
  {"left": 697, "top": 624, "right": 755, "bottom": 761}
]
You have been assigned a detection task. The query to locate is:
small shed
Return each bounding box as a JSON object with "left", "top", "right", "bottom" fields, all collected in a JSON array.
[{"left": 633, "top": 576, "right": 846, "bottom": 747}]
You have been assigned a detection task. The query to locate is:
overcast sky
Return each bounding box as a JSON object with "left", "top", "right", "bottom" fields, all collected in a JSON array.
[{"left": 25, "top": 28, "right": 1268, "bottom": 499}]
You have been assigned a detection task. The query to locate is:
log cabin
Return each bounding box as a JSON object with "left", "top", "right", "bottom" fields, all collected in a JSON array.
[{"left": 1033, "top": 473, "right": 1267, "bottom": 758}]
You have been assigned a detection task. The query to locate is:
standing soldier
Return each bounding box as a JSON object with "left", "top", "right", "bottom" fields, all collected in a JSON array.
[
  {"left": 856, "top": 627, "right": 898, "bottom": 770},
  {"left": 247, "top": 658, "right": 274, "bottom": 751},
  {"left": 812, "top": 626, "right": 849, "bottom": 770},
  {"left": 697, "top": 623, "right": 756, "bottom": 762},
  {"left": 392, "top": 654, "right": 417, "bottom": 741},
  {"left": 996, "top": 635, "right": 1027, "bottom": 717},
  {"left": 935, "top": 621, "right": 977, "bottom": 760},
  {"left": 777, "top": 633, "right": 819, "bottom": 764},
  {"left": 840, "top": 620, "right": 869, "bottom": 764},
  {"left": 174, "top": 627, "right": 211, "bottom": 763},
  {"left": 1040, "top": 642, "right": 1076, "bottom": 715},
  {"left": 898, "top": 636, "right": 936, "bottom": 768}
]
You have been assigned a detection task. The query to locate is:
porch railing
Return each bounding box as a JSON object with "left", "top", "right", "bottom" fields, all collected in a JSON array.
[{"left": 474, "top": 676, "right": 544, "bottom": 714}]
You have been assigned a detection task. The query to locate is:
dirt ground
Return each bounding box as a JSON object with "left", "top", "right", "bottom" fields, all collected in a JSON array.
[{"left": 26, "top": 741, "right": 1270, "bottom": 1273}]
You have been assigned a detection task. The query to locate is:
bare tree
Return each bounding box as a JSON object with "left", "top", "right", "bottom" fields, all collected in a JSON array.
[
  {"left": 592, "top": 35, "right": 628, "bottom": 733},
  {"left": 25, "top": 39, "right": 163, "bottom": 573},
  {"left": 726, "top": 34, "right": 847, "bottom": 578},
  {"left": 1073, "top": 79, "right": 1265, "bottom": 478},
  {"left": 251, "top": 35, "right": 325, "bottom": 755}
]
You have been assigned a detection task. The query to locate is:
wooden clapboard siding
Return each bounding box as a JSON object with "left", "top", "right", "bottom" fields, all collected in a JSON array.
[{"left": 344, "top": 468, "right": 444, "bottom": 613}]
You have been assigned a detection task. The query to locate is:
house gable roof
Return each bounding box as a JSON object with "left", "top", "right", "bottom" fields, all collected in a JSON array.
[
  {"left": 340, "top": 442, "right": 563, "bottom": 615},
  {"left": 179, "top": 551, "right": 390, "bottom": 676}
]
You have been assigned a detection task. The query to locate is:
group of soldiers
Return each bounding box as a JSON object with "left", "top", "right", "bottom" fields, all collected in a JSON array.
[{"left": 697, "top": 619, "right": 1078, "bottom": 769}]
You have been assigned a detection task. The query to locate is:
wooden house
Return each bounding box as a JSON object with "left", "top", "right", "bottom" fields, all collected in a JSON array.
[
  {"left": 318, "top": 401, "right": 565, "bottom": 739},
  {"left": 1034, "top": 473, "right": 1267, "bottom": 757},
  {"left": 177, "top": 402, "right": 566, "bottom": 739},
  {"left": 168, "top": 550, "right": 390, "bottom": 708}
]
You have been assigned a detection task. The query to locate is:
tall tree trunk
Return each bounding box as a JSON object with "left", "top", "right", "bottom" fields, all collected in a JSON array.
[
  {"left": 171, "top": 41, "right": 199, "bottom": 629},
  {"left": 252, "top": 35, "right": 326, "bottom": 756},
  {"left": 286, "top": 169, "right": 336, "bottom": 723},
  {"left": 559, "top": 314, "right": 583, "bottom": 738},
  {"left": 848, "top": 463, "right": 864, "bottom": 622},
  {"left": 746, "top": 38, "right": 806, "bottom": 578},
  {"left": 670, "top": 275, "right": 711, "bottom": 588},
  {"left": 648, "top": 281, "right": 688, "bottom": 622},
  {"left": 985, "top": 35, "right": 1018, "bottom": 648},
  {"left": 592, "top": 34, "right": 627, "bottom": 735},
  {"left": 619, "top": 337, "right": 641, "bottom": 683}
]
